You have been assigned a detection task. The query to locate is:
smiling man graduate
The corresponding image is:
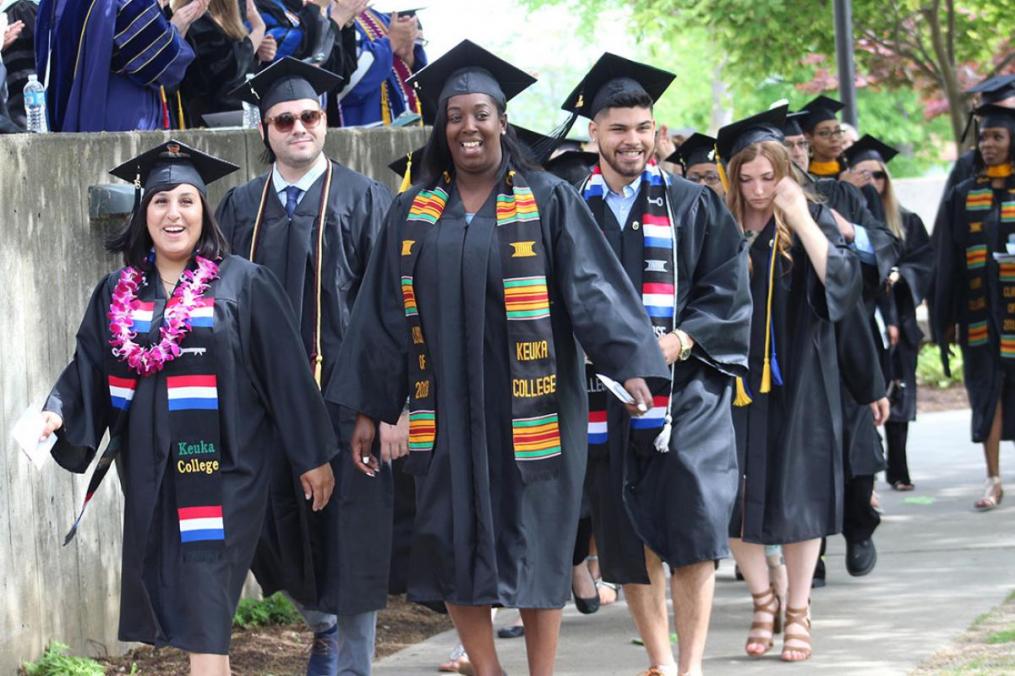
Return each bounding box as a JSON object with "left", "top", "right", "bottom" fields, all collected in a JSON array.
[
  {"left": 563, "top": 53, "right": 751, "bottom": 676},
  {"left": 216, "top": 57, "right": 398, "bottom": 676}
]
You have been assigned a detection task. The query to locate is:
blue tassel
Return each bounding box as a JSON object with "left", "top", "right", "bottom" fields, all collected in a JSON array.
[{"left": 769, "top": 324, "right": 784, "bottom": 387}]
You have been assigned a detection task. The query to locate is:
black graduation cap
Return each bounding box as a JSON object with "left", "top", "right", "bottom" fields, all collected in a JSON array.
[
  {"left": 543, "top": 150, "right": 598, "bottom": 186},
  {"left": 782, "top": 110, "right": 809, "bottom": 137},
  {"left": 407, "top": 39, "right": 536, "bottom": 122},
  {"left": 715, "top": 106, "right": 788, "bottom": 163},
  {"left": 800, "top": 95, "right": 844, "bottom": 132},
  {"left": 511, "top": 124, "right": 563, "bottom": 164},
  {"left": 109, "top": 139, "right": 238, "bottom": 195},
  {"left": 975, "top": 102, "right": 1015, "bottom": 131},
  {"left": 843, "top": 134, "right": 899, "bottom": 167},
  {"left": 228, "top": 57, "right": 343, "bottom": 113},
  {"left": 666, "top": 133, "right": 716, "bottom": 169},
  {"left": 561, "top": 52, "right": 675, "bottom": 119},
  {"left": 387, "top": 145, "right": 425, "bottom": 192},
  {"left": 967, "top": 74, "right": 1015, "bottom": 105}
]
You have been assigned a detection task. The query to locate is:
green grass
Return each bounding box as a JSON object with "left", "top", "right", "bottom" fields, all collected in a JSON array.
[
  {"left": 20, "top": 642, "right": 105, "bottom": 676},
  {"left": 233, "top": 592, "right": 301, "bottom": 629},
  {"left": 985, "top": 628, "right": 1015, "bottom": 644},
  {"left": 916, "top": 343, "right": 964, "bottom": 389}
]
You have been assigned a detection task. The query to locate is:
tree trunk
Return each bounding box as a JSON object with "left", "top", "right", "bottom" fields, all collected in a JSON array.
[{"left": 923, "top": 2, "right": 966, "bottom": 148}]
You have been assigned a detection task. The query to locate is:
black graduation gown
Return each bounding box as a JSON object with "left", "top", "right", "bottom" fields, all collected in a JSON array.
[
  {"left": 335, "top": 169, "right": 669, "bottom": 608},
  {"left": 45, "top": 257, "right": 335, "bottom": 653},
  {"left": 930, "top": 175, "right": 1015, "bottom": 443},
  {"left": 179, "top": 17, "right": 256, "bottom": 126},
  {"left": 877, "top": 210, "right": 934, "bottom": 422},
  {"left": 809, "top": 175, "right": 901, "bottom": 477},
  {"left": 216, "top": 162, "right": 393, "bottom": 615},
  {"left": 729, "top": 205, "right": 862, "bottom": 544},
  {"left": 836, "top": 299, "right": 887, "bottom": 478},
  {"left": 585, "top": 178, "right": 751, "bottom": 583}
]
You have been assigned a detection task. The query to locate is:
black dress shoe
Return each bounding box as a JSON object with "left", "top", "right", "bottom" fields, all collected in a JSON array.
[
  {"left": 497, "top": 625, "right": 525, "bottom": 639},
  {"left": 845, "top": 539, "right": 877, "bottom": 577},
  {"left": 572, "top": 588, "right": 601, "bottom": 615}
]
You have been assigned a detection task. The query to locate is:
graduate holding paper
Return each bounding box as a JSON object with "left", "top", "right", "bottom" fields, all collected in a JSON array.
[{"left": 40, "top": 141, "right": 336, "bottom": 676}]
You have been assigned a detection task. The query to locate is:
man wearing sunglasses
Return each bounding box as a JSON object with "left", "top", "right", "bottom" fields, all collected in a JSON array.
[{"left": 218, "top": 57, "right": 398, "bottom": 676}]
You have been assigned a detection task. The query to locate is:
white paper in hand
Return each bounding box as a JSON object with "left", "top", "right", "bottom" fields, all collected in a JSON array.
[
  {"left": 11, "top": 407, "right": 56, "bottom": 469},
  {"left": 596, "top": 373, "right": 639, "bottom": 406}
]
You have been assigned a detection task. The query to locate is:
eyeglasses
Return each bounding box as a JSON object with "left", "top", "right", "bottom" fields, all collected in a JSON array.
[
  {"left": 813, "top": 127, "right": 845, "bottom": 140},
  {"left": 870, "top": 170, "right": 886, "bottom": 180},
  {"left": 687, "top": 172, "right": 721, "bottom": 186},
  {"left": 264, "top": 109, "right": 325, "bottom": 133},
  {"left": 784, "top": 140, "right": 810, "bottom": 151}
]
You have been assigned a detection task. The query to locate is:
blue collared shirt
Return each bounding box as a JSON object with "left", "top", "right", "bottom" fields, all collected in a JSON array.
[
  {"left": 604, "top": 176, "right": 642, "bottom": 229},
  {"left": 851, "top": 224, "right": 876, "bottom": 265},
  {"left": 271, "top": 154, "right": 329, "bottom": 207}
]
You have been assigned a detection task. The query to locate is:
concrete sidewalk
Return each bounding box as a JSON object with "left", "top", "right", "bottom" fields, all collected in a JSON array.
[{"left": 375, "top": 409, "right": 1015, "bottom": 675}]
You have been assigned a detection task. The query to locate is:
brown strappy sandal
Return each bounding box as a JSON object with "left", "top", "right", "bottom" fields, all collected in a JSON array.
[
  {"left": 745, "top": 586, "right": 781, "bottom": 657},
  {"left": 781, "top": 605, "right": 812, "bottom": 662}
]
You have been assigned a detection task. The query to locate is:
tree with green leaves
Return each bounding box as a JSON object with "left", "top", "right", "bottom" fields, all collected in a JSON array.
[{"left": 522, "top": 0, "right": 1014, "bottom": 149}]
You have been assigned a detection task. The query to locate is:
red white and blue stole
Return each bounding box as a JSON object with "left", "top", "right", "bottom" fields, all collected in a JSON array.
[
  {"left": 64, "top": 272, "right": 225, "bottom": 559},
  {"left": 581, "top": 161, "right": 676, "bottom": 453},
  {"left": 399, "top": 164, "right": 563, "bottom": 482},
  {"left": 962, "top": 171, "right": 1015, "bottom": 358}
]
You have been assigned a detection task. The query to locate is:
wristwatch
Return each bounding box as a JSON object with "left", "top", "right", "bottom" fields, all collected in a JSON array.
[{"left": 674, "top": 330, "right": 693, "bottom": 362}]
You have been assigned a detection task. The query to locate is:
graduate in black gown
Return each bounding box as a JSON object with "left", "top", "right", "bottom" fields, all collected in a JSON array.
[
  {"left": 559, "top": 53, "right": 750, "bottom": 676},
  {"left": 216, "top": 57, "right": 395, "bottom": 675},
  {"left": 844, "top": 136, "right": 934, "bottom": 492},
  {"left": 336, "top": 40, "right": 668, "bottom": 676},
  {"left": 668, "top": 132, "right": 724, "bottom": 197},
  {"left": 174, "top": 0, "right": 269, "bottom": 126},
  {"left": 40, "top": 141, "right": 336, "bottom": 675},
  {"left": 931, "top": 104, "right": 1015, "bottom": 512},
  {"left": 718, "top": 108, "right": 862, "bottom": 663},
  {"left": 787, "top": 106, "right": 900, "bottom": 584}
]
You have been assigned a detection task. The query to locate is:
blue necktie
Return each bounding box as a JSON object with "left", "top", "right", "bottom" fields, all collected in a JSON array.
[{"left": 284, "top": 185, "right": 302, "bottom": 219}]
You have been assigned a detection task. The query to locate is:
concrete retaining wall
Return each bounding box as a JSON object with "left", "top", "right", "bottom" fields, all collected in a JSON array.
[{"left": 0, "top": 127, "right": 426, "bottom": 672}]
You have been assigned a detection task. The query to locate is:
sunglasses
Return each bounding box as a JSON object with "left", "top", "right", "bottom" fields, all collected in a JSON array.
[
  {"left": 870, "top": 170, "right": 887, "bottom": 180},
  {"left": 264, "top": 109, "right": 325, "bottom": 133}
]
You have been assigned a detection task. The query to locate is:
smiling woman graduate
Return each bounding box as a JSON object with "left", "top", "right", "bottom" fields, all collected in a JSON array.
[
  {"left": 38, "top": 141, "right": 337, "bottom": 676},
  {"left": 335, "top": 40, "right": 668, "bottom": 676}
]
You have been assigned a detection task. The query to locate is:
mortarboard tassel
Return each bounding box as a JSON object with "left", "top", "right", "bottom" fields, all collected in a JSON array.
[
  {"left": 653, "top": 413, "right": 672, "bottom": 453},
  {"left": 733, "top": 377, "right": 752, "bottom": 407},
  {"left": 398, "top": 154, "right": 413, "bottom": 193},
  {"left": 770, "top": 324, "right": 784, "bottom": 387},
  {"left": 760, "top": 230, "right": 780, "bottom": 394},
  {"left": 715, "top": 145, "right": 730, "bottom": 194}
]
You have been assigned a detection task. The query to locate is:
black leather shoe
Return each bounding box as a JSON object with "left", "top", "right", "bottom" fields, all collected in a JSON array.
[
  {"left": 845, "top": 539, "right": 877, "bottom": 577},
  {"left": 811, "top": 556, "right": 826, "bottom": 588},
  {"left": 572, "top": 588, "right": 600, "bottom": 615},
  {"left": 497, "top": 625, "right": 525, "bottom": 639}
]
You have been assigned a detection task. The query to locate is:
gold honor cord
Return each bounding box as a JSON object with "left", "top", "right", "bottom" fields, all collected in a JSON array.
[{"left": 248, "top": 162, "right": 335, "bottom": 387}]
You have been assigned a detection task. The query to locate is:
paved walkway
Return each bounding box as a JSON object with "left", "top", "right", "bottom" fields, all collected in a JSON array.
[{"left": 375, "top": 408, "right": 1015, "bottom": 674}]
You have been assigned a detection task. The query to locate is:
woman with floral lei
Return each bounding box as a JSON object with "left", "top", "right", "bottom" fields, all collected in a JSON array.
[
  {"left": 336, "top": 41, "right": 668, "bottom": 676},
  {"left": 39, "top": 140, "right": 336, "bottom": 676},
  {"left": 932, "top": 104, "right": 1015, "bottom": 512}
]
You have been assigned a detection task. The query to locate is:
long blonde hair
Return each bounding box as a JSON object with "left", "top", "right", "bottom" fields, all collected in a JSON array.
[
  {"left": 173, "top": 0, "right": 247, "bottom": 41},
  {"left": 726, "top": 140, "right": 797, "bottom": 266},
  {"left": 876, "top": 162, "right": 905, "bottom": 241}
]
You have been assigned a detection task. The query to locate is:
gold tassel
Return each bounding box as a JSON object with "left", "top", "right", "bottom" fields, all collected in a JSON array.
[
  {"left": 398, "top": 154, "right": 412, "bottom": 193},
  {"left": 733, "top": 377, "right": 752, "bottom": 407},
  {"left": 715, "top": 145, "right": 730, "bottom": 193},
  {"left": 760, "top": 359, "right": 772, "bottom": 394},
  {"left": 176, "top": 91, "right": 186, "bottom": 130}
]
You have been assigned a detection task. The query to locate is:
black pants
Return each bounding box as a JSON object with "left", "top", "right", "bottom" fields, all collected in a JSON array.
[
  {"left": 885, "top": 421, "right": 911, "bottom": 485},
  {"left": 843, "top": 474, "right": 880, "bottom": 543}
]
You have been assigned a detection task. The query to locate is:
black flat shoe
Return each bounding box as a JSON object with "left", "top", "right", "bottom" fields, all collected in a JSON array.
[
  {"left": 845, "top": 539, "right": 877, "bottom": 577},
  {"left": 497, "top": 625, "right": 525, "bottom": 639},
  {"left": 573, "top": 589, "right": 600, "bottom": 614}
]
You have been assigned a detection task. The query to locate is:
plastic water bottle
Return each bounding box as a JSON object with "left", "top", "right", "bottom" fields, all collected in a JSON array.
[
  {"left": 242, "top": 74, "right": 260, "bottom": 129},
  {"left": 23, "top": 74, "right": 49, "bottom": 133}
]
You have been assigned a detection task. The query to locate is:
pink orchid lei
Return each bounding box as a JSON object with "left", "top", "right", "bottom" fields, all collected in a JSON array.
[{"left": 107, "top": 256, "right": 220, "bottom": 376}]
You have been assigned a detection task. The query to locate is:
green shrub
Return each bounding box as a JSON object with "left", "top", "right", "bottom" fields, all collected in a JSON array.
[
  {"left": 916, "top": 343, "right": 964, "bottom": 389},
  {"left": 21, "top": 642, "right": 105, "bottom": 676},
  {"left": 233, "top": 592, "right": 300, "bottom": 628}
]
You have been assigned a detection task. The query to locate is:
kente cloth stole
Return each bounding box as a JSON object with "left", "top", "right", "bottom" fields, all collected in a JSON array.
[
  {"left": 65, "top": 281, "right": 226, "bottom": 560},
  {"left": 356, "top": 11, "right": 419, "bottom": 123},
  {"left": 399, "top": 167, "right": 563, "bottom": 482},
  {"left": 580, "top": 161, "right": 676, "bottom": 453},
  {"left": 962, "top": 175, "right": 1015, "bottom": 356}
]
